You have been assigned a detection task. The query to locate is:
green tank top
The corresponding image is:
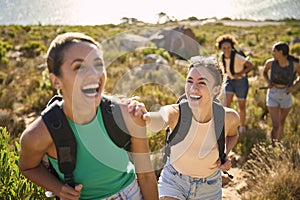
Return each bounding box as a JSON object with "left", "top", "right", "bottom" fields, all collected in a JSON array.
[{"left": 48, "top": 106, "right": 135, "bottom": 199}]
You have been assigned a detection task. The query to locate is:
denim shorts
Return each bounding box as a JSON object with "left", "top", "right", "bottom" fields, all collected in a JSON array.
[
  {"left": 266, "top": 87, "right": 293, "bottom": 108},
  {"left": 103, "top": 179, "right": 142, "bottom": 200},
  {"left": 158, "top": 161, "right": 222, "bottom": 200},
  {"left": 225, "top": 76, "right": 249, "bottom": 99}
]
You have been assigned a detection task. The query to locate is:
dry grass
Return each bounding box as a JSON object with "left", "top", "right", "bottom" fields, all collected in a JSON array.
[{"left": 241, "top": 142, "right": 300, "bottom": 200}]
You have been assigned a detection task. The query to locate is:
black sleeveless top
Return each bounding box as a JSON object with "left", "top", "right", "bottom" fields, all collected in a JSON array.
[{"left": 270, "top": 60, "right": 294, "bottom": 87}]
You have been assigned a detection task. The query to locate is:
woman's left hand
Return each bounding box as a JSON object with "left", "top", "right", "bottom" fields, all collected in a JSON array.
[{"left": 217, "top": 158, "right": 232, "bottom": 172}]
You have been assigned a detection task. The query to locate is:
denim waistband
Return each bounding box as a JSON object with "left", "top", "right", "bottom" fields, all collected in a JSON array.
[{"left": 166, "top": 160, "right": 220, "bottom": 183}]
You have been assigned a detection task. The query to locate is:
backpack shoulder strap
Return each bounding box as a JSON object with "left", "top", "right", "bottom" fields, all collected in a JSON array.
[
  {"left": 100, "top": 97, "right": 131, "bottom": 151},
  {"left": 229, "top": 51, "right": 236, "bottom": 75},
  {"left": 213, "top": 101, "right": 226, "bottom": 164},
  {"left": 163, "top": 99, "right": 192, "bottom": 163},
  {"left": 41, "top": 96, "right": 76, "bottom": 187},
  {"left": 222, "top": 51, "right": 236, "bottom": 75}
]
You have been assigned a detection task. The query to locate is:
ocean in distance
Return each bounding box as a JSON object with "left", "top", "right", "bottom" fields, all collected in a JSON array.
[{"left": 1, "top": 0, "right": 300, "bottom": 26}]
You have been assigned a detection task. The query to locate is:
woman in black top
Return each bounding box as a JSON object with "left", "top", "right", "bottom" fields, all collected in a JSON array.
[{"left": 263, "top": 42, "right": 300, "bottom": 143}]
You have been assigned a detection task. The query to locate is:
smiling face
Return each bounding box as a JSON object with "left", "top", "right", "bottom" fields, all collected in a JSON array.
[
  {"left": 50, "top": 41, "right": 106, "bottom": 112},
  {"left": 185, "top": 66, "right": 216, "bottom": 108},
  {"left": 220, "top": 41, "right": 233, "bottom": 58}
]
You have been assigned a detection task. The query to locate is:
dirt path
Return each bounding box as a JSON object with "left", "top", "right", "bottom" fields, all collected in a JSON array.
[{"left": 222, "top": 167, "right": 247, "bottom": 200}]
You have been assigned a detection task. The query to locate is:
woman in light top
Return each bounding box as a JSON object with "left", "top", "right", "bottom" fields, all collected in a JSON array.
[
  {"left": 216, "top": 34, "right": 254, "bottom": 133},
  {"left": 134, "top": 56, "right": 239, "bottom": 200}
]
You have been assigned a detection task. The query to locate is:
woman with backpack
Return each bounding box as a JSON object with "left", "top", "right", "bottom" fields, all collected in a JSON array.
[
  {"left": 215, "top": 34, "right": 254, "bottom": 133},
  {"left": 131, "top": 56, "right": 239, "bottom": 200},
  {"left": 18, "top": 32, "right": 158, "bottom": 200},
  {"left": 263, "top": 42, "right": 300, "bottom": 143}
]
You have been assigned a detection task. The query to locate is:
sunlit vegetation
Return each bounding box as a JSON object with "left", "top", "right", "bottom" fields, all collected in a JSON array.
[{"left": 0, "top": 19, "right": 300, "bottom": 199}]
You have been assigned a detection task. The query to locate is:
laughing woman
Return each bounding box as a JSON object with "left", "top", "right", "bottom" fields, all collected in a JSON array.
[
  {"left": 18, "top": 32, "right": 158, "bottom": 200},
  {"left": 133, "top": 57, "right": 239, "bottom": 200}
]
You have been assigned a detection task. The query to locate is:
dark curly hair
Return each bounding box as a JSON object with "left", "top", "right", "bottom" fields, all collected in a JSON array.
[{"left": 215, "top": 34, "right": 238, "bottom": 50}]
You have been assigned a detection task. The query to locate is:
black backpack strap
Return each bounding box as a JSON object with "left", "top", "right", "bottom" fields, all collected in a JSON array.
[
  {"left": 41, "top": 99, "right": 76, "bottom": 188},
  {"left": 163, "top": 99, "right": 192, "bottom": 163},
  {"left": 222, "top": 51, "right": 236, "bottom": 75},
  {"left": 100, "top": 97, "right": 131, "bottom": 151},
  {"left": 212, "top": 102, "right": 226, "bottom": 164}
]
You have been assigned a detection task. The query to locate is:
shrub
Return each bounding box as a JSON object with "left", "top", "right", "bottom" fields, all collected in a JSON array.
[
  {"left": 0, "top": 127, "right": 46, "bottom": 199},
  {"left": 20, "top": 41, "right": 46, "bottom": 58},
  {"left": 290, "top": 43, "right": 300, "bottom": 56},
  {"left": 0, "top": 41, "right": 12, "bottom": 63}
]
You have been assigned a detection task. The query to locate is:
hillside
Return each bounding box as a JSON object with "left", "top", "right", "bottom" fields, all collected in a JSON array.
[{"left": 1, "top": 19, "right": 300, "bottom": 199}]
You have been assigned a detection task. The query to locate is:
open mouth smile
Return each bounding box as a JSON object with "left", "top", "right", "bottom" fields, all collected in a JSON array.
[
  {"left": 82, "top": 83, "right": 100, "bottom": 97},
  {"left": 190, "top": 94, "right": 201, "bottom": 100}
]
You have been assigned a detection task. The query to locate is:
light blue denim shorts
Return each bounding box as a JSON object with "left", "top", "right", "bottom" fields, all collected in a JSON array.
[
  {"left": 266, "top": 87, "right": 293, "bottom": 108},
  {"left": 158, "top": 160, "right": 222, "bottom": 200},
  {"left": 103, "top": 179, "right": 142, "bottom": 200}
]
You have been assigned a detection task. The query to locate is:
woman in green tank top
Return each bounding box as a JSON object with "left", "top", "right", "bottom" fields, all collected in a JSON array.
[{"left": 19, "top": 32, "right": 158, "bottom": 200}]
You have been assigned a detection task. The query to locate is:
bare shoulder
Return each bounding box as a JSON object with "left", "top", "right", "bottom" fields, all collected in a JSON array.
[
  {"left": 224, "top": 107, "right": 240, "bottom": 130},
  {"left": 264, "top": 58, "right": 274, "bottom": 66},
  {"left": 20, "top": 117, "right": 53, "bottom": 153},
  {"left": 294, "top": 61, "right": 300, "bottom": 72}
]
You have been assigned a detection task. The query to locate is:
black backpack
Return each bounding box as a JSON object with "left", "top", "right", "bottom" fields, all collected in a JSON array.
[
  {"left": 41, "top": 95, "right": 131, "bottom": 189},
  {"left": 162, "top": 98, "right": 233, "bottom": 178}
]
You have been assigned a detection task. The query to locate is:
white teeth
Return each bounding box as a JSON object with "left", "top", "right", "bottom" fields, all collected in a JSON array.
[
  {"left": 190, "top": 94, "right": 201, "bottom": 99},
  {"left": 82, "top": 83, "right": 99, "bottom": 90},
  {"left": 82, "top": 83, "right": 99, "bottom": 96}
]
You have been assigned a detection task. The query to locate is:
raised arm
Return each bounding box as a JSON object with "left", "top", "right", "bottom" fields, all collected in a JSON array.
[
  {"left": 120, "top": 103, "right": 159, "bottom": 200},
  {"left": 144, "top": 105, "right": 179, "bottom": 133}
]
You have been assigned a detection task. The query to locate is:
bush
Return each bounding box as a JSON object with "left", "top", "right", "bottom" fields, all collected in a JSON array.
[
  {"left": 290, "top": 43, "right": 300, "bottom": 56},
  {"left": 241, "top": 142, "right": 300, "bottom": 199},
  {"left": 20, "top": 41, "right": 46, "bottom": 58},
  {"left": 0, "top": 127, "right": 46, "bottom": 199},
  {"left": 0, "top": 41, "right": 12, "bottom": 63}
]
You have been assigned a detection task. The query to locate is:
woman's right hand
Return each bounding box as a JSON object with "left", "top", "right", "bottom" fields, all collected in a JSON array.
[{"left": 126, "top": 98, "right": 148, "bottom": 119}]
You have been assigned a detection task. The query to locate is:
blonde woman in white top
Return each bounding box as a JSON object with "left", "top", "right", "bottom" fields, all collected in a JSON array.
[{"left": 133, "top": 57, "right": 240, "bottom": 200}]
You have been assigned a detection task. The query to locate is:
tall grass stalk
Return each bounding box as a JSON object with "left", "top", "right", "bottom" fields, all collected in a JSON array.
[{"left": 242, "top": 142, "right": 300, "bottom": 200}]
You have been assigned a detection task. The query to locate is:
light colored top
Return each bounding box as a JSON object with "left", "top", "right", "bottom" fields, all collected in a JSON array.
[
  {"left": 224, "top": 53, "right": 247, "bottom": 79},
  {"left": 48, "top": 106, "right": 135, "bottom": 199},
  {"left": 170, "top": 117, "right": 219, "bottom": 178}
]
